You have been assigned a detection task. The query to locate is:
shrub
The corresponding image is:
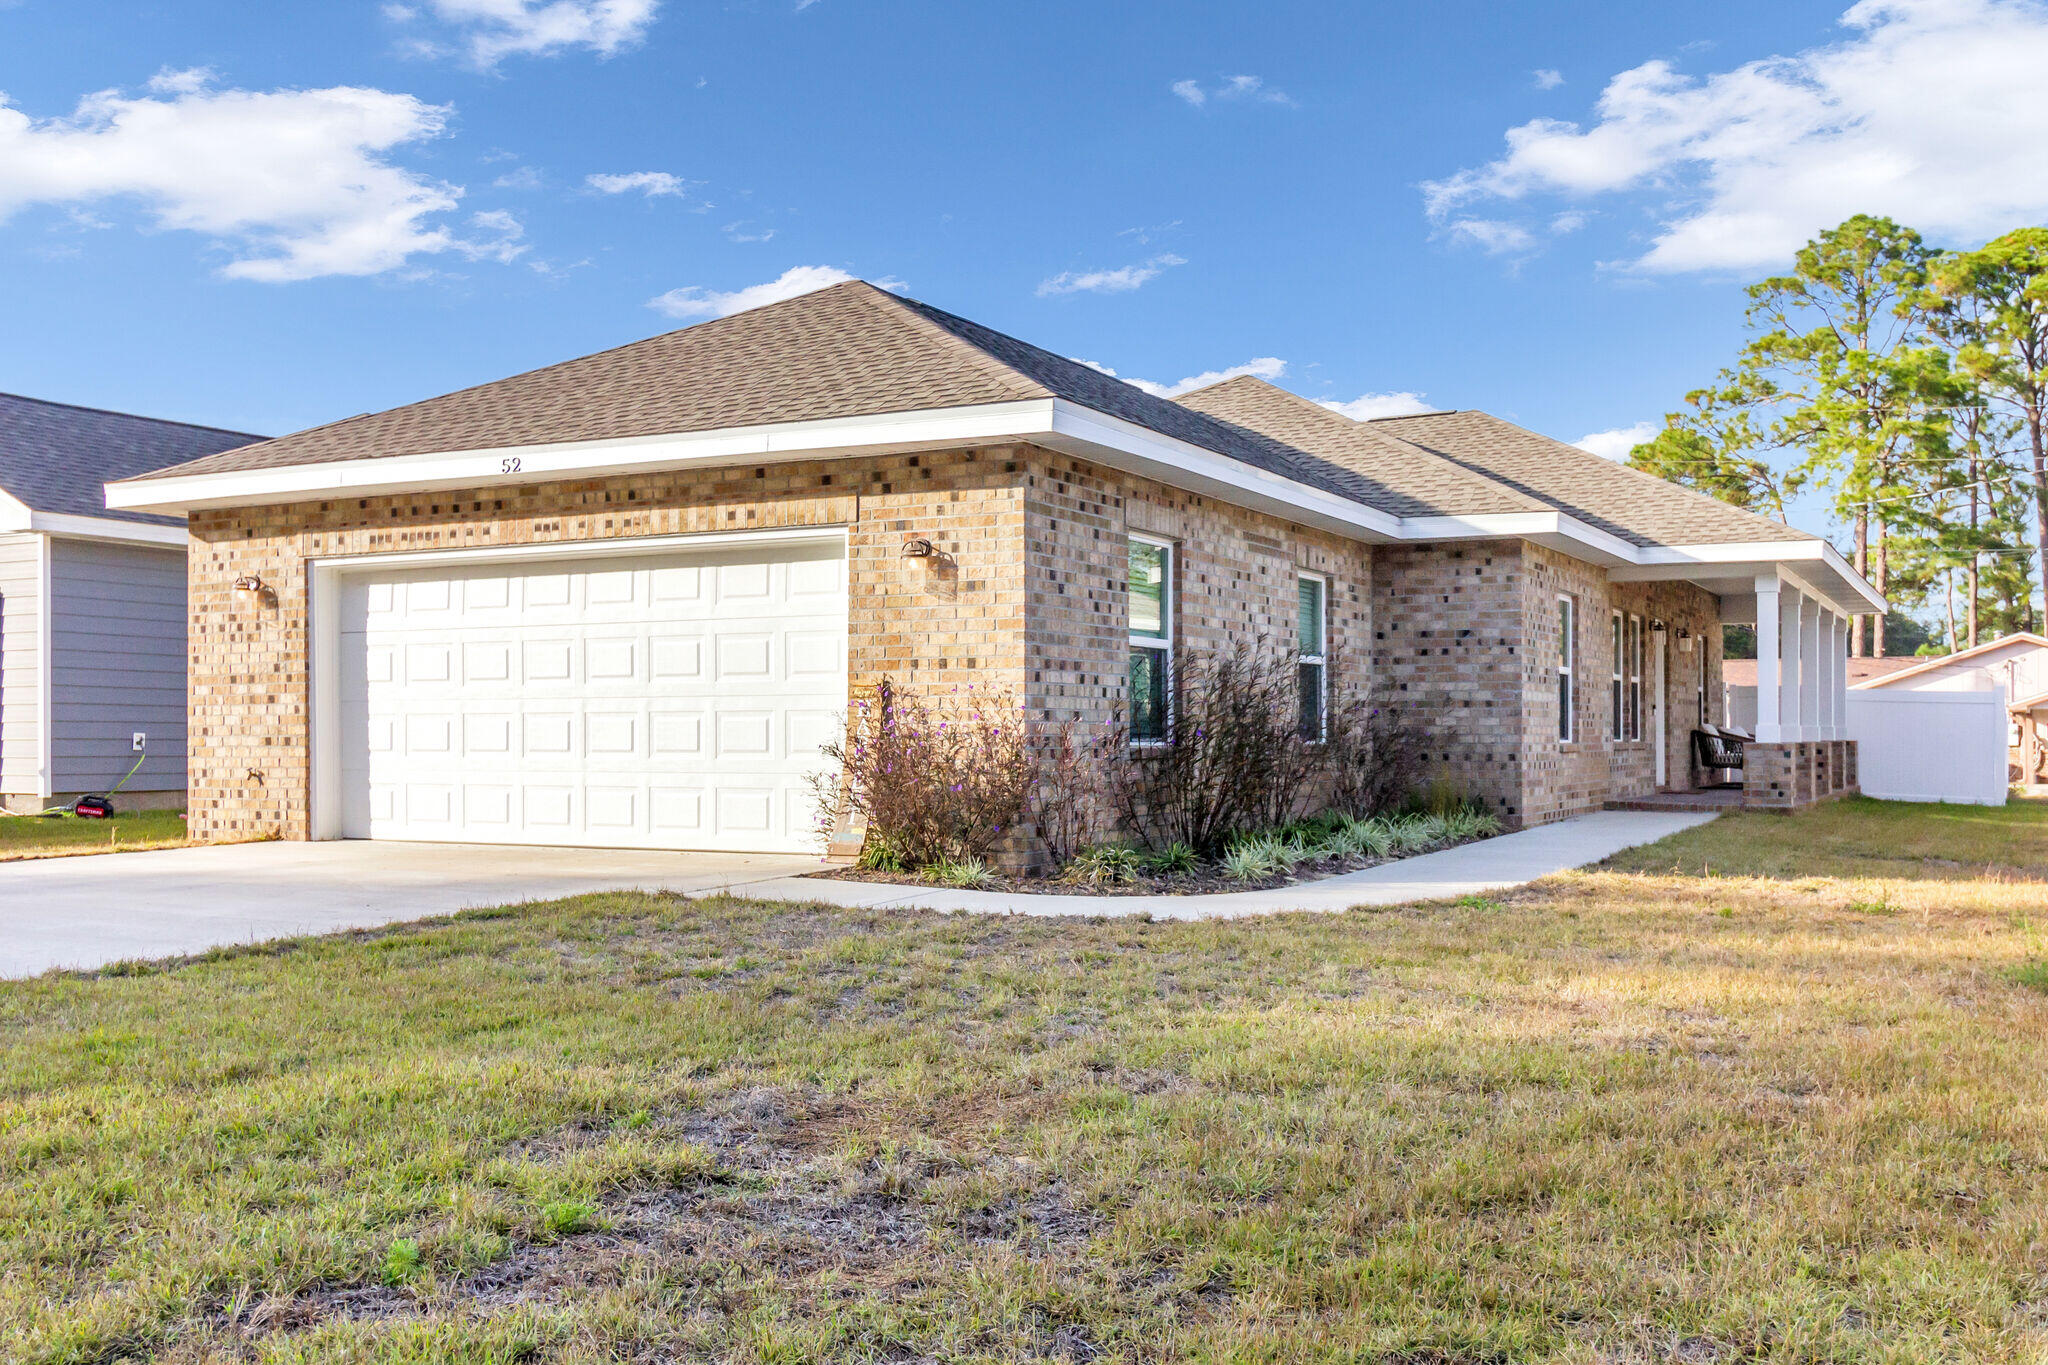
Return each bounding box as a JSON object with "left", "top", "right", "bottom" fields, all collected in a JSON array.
[
  {"left": 931, "top": 857, "right": 997, "bottom": 889},
  {"left": 1221, "top": 838, "right": 1285, "bottom": 882},
  {"left": 1351, "top": 818, "right": 1397, "bottom": 858},
  {"left": 815, "top": 681, "right": 1028, "bottom": 868},
  {"left": 1093, "top": 640, "right": 1326, "bottom": 854},
  {"left": 1065, "top": 844, "right": 1144, "bottom": 885},
  {"left": 1323, "top": 678, "right": 1426, "bottom": 821},
  {"left": 1142, "top": 841, "right": 1199, "bottom": 875},
  {"left": 1026, "top": 718, "right": 1096, "bottom": 869}
]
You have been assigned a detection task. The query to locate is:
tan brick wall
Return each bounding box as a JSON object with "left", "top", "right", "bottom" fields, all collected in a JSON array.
[
  {"left": 185, "top": 440, "right": 1731, "bottom": 852},
  {"left": 186, "top": 447, "right": 1032, "bottom": 843},
  {"left": 1021, "top": 451, "right": 1374, "bottom": 733},
  {"left": 1371, "top": 542, "right": 1529, "bottom": 822}
]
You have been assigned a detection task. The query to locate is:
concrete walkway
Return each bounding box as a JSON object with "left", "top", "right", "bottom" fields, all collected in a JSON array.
[{"left": 0, "top": 810, "right": 1711, "bottom": 976}]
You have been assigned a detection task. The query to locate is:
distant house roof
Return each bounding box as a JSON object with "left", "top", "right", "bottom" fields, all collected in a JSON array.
[
  {"left": 0, "top": 392, "right": 263, "bottom": 527},
  {"left": 1724, "top": 656, "right": 1932, "bottom": 689},
  {"left": 1848, "top": 631, "right": 2048, "bottom": 690}
]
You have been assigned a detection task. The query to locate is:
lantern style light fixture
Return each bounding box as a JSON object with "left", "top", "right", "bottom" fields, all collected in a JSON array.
[
  {"left": 900, "top": 537, "right": 934, "bottom": 559},
  {"left": 233, "top": 574, "right": 265, "bottom": 595}
]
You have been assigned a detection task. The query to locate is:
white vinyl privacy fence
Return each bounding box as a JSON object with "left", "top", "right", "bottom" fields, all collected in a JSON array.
[{"left": 1844, "top": 688, "right": 2008, "bottom": 806}]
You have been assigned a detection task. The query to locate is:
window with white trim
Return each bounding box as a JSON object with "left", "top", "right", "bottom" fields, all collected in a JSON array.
[
  {"left": 1627, "top": 614, "right": 1645, "bottom": 741},
  {"left": 1611, "top": 610, "right": 1625, "bottom": 741},
  {"left": 1557, "top": 594, "right": 1576, "bottom": 743},
  {"left": 1128, "top": 535, "right": 1173, "bottom": 743},
  {"left": 1296, "top": 573, "right": 1327, "bottom": 741}
]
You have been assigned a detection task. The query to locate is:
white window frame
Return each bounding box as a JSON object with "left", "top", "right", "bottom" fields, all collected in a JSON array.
[
  {"left": 1128, "top": 533, "right": 1174, "bottom": 747},
  {"left": 1627, "top": 613, "right": 1645, "bottom": 742},
  {"left": 1557, "top": 593, "right": 1576, "bottom": 744},
  {"left": 1297, "top": 571, "right": 1329, "bottom": 743},
  {"left": 1611, "top": 609, "right": 1625, "bottom": 742}
]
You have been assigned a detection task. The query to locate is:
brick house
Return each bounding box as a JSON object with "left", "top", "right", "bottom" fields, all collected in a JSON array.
[{"left": 106, "top": 282, "right": 1883, "bottom": 856}]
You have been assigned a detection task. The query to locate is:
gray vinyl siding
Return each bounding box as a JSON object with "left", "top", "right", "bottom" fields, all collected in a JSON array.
[
  {"left": 47, "top": 537, "right": 187, "bottom": 795},
  {"left": 0, "top": 532, "right": 43, "bottom": 797}
]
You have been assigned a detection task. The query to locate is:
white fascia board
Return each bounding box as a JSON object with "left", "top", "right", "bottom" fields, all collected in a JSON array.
[
  {"left": 105, "top": 399, "right": 1062, "bottom": 515},
  {"left": 1608, "top": 537, "right": 1886, "bottom": 615},
  {"left": 0, "top": 486, "right": 33, "bottom": 531},
  {"left": 33, "top": 512, "right": 188, "bottom": 547},
  {"left": 1401, "top": 511, "right": 1638, "bottom": 566},
  {"left": 1042, "top": 400, "right": 1403, "bottom": 543}
]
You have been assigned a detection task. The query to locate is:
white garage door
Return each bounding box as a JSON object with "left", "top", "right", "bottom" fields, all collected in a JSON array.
[{"left": 333, "top": 537, "right": 847, "bottom": 852}]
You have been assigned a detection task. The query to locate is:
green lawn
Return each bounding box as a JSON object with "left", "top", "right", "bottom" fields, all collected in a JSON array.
[
  {"left": 0, "top": 808, "right": 190, "bottom": 861},
  {"left": 5, "top": 799, "right": 2048, "bottom": 1362}
]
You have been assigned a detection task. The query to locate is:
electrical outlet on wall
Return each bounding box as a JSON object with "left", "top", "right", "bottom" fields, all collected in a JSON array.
[{"left": 132, "top": 732, "right": 147, "bottom": 752}]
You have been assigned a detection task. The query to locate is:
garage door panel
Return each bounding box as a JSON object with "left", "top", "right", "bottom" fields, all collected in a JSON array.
[{"left": 334, "top": 540, "right": 845, "bottom": 853}]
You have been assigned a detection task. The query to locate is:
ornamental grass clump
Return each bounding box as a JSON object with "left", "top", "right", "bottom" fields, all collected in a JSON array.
[{"left": 814, "top": 681, "right": 1028, "bottom": 868}]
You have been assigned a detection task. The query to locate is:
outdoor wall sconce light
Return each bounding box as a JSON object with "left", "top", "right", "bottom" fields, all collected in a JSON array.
[
  {"left": 1676, "top": 626, "right": 1694, "bottom": 652},
  {"left": 900, "top": 537, "right": 935, "bottom": 559},
  {"left": 233, "top": 574, "right": 265, "bottom": 595}
]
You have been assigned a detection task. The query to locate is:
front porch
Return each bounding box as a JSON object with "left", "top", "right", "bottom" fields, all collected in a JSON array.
[{"left": 1610, "top": 558, "right": 1870, "bottom": 814}]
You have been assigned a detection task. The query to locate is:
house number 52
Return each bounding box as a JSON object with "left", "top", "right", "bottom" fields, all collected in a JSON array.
[{"left": 500, "top": 456, "right": 523, "bottom": 474}]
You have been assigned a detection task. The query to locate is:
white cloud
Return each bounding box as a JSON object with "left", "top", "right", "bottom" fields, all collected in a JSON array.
[
  {"left": 146, "top": 67, "right": 215, "bottom": 96},
  {"left": 1424, "top": 0, "right": 2048, "bottom": 273},
  {"left": 1532, "top": 68, "right": 1565, "bottom": 90},
  {"left": 1318, "top": 391, "right": 1436, "bottom": 421},
  {"left": 585, "top": 169, "right": 685, "bottom": 197},
  {"left": 647, "top": 264, "right": 898, "bottom": 319},
  {"left": 1036, "top": 253, "right": 1185, "bottom": 297},
  {"left": 1444, "top": 218, "right": 1535, "bottom": 255},
  {"left": 0, "top": 73, "right": 505, "bottom": 282},
  {"left": 1574, "top": 420, "right": 1659, "bottom": 460},
  {"left": 392, "top": 0, "right": 659, "bottom": 69},
  {"left": 1170, "top": 74, "right": 1296, "bottom": 108},
  {"left": 493, "top": 164, "right": 543, "bottom": 190},
  {"left": 1077, "top": 355, "right": 1288, "bottom": 399},
  {"left": 723, "top": 220, "right": 776, "bottom": 242}
]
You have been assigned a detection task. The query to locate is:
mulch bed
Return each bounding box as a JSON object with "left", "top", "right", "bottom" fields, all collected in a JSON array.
[{"left": 804, "top": 839, "right": 1487, "bottom": 897}]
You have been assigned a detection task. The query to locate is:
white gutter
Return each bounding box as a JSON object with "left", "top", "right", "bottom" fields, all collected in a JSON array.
[{"left": 105, "top": 396, "right": 1884, "bottom": 603}]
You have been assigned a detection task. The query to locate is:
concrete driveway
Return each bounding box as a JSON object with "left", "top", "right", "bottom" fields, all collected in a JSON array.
[{"left": 0, "top": 841, "right": 817, "bottom": 978}]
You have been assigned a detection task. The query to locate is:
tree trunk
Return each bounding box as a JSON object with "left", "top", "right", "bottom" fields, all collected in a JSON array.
[
  {"left": 2032, "top": 403, "right": 2048, "bottom": 637},
  {"left": 1968, "top": 450, "right": 1981, "bottom": 650},
  {"left": 1944, "top": 568, "right": 1958, "bottom": 652},
  {"left": 1852, "top": 509, "right": 1870, "bottom": 656},
  {"left": 1873, "top": 518, "right": 1889, "bottom": 657}
]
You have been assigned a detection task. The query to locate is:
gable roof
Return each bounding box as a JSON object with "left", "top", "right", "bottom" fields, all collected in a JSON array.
[
  {"left": 0, "top": 392, "right": 263, "bottom": 527},
  {"left": 1361, "top": 408, "right": 1812, "bottom": 549},
  {"left": 128, "top": 282, "right": 1373, "bottom": 510}
]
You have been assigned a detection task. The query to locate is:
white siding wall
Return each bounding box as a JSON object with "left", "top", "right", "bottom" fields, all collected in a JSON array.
[
  {"left": 47, "top": 537, "right": 187, "bottom": 795},
  {"left": 0, "top": 532, "right": 44, "bottom": 800}
]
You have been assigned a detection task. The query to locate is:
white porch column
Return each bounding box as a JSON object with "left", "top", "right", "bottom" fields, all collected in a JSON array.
[
  {"left": 1754, "top": 573, "right": 1783, "bottom": 742},
  {"left": 1778, "top": 579, "right": 1804, "bottom": 741},
  {"left": 1832, "top": 612, "right": 1851, "bottom": 738},
  {"left": 1799, "top": 595, "right": 1822, "bottom": 739}
]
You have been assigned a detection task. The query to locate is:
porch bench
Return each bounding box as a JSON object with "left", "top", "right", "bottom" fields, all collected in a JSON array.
[{"left": 1692, "top": 728, "right": 1745, "bottom": 787}]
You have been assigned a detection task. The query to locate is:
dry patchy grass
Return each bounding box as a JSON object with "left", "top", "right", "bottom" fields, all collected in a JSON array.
[{"left": 4, "top": 799, "right": 2048, "bottom": 1362}]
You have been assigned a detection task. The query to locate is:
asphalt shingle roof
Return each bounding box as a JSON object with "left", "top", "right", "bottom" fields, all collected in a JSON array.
[
  {"left": 0, "top": 393, "right": 264, "bottom": 526},
  {"left": 1365, "top": 408, "right": 1811, "bottom": 548},
  {"left": 123, "top": 280, "right": 1813, "bottom": 553}
]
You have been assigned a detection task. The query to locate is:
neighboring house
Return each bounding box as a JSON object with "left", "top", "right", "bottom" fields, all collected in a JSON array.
[
  {"left": 1848, "top": 633, "right": 2048, "bottom": 785},
  {"left": 106, "top": 282, "right": 1884, "bottom": 859},
  {"left": 0, "top": 394, "right": 263, "bottom": 813}
]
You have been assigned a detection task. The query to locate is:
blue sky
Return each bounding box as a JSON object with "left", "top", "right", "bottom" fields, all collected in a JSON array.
[{"left": 5, "top": 0, "right": 2048, "bottom": 548}]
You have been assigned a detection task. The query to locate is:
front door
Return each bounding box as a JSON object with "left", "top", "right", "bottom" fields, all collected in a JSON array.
[{"left": 1652, "top": 626, "right": 1669, "bottom": 788}]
